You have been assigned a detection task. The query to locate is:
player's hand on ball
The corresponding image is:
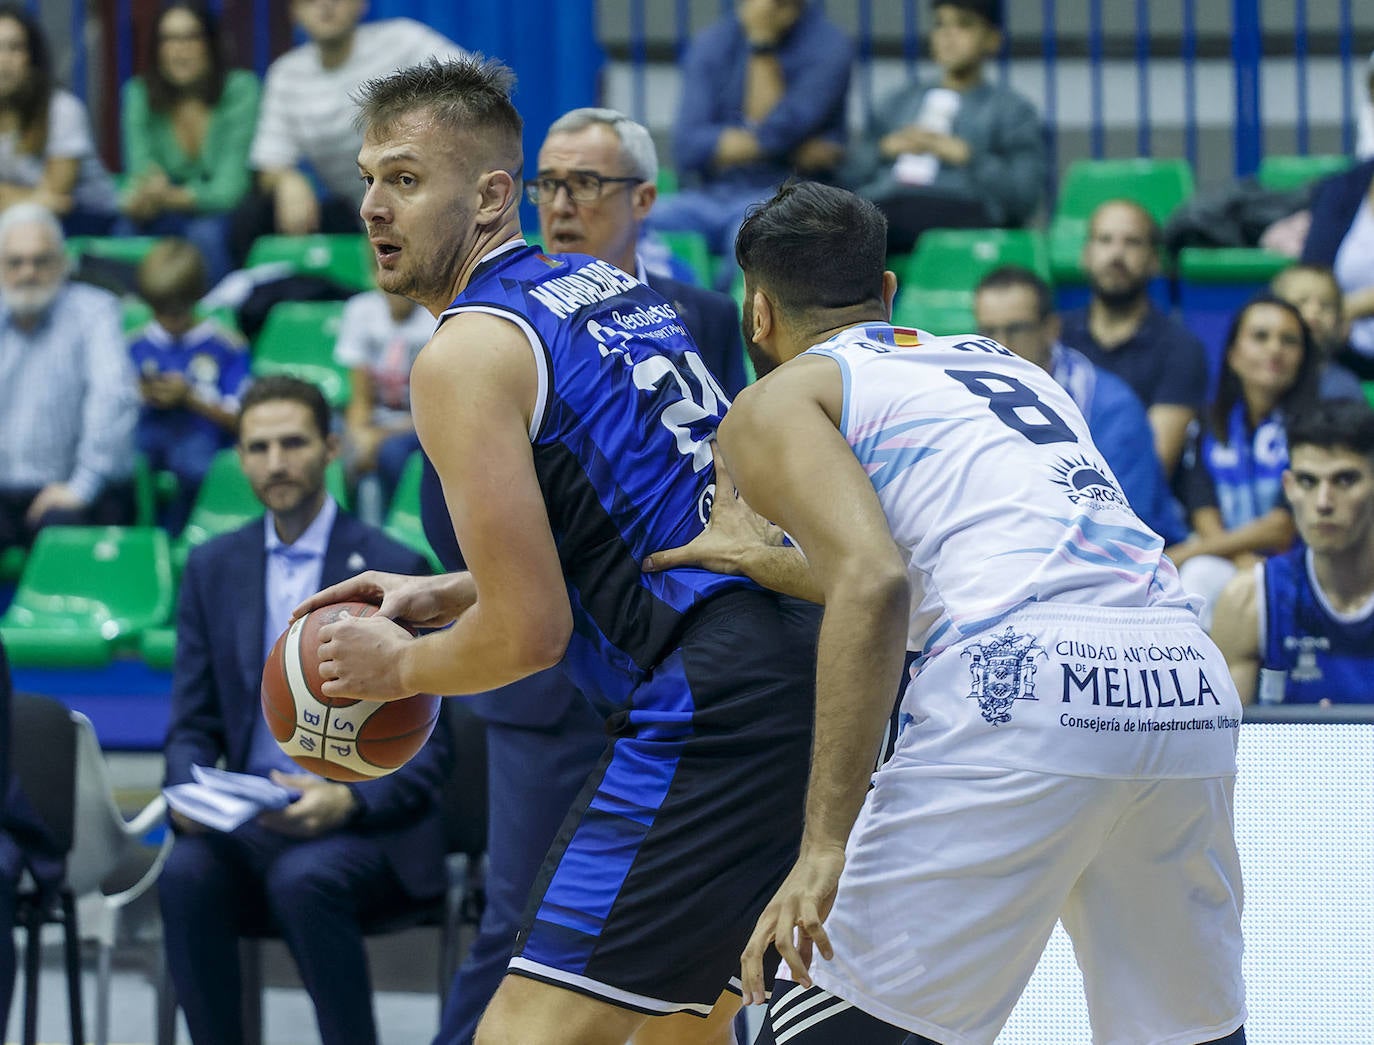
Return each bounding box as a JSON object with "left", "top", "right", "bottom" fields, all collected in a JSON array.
[
  {"left": 295, "top": 570, "right": 475, "bottom": 629},
  {"left": 739, "top": 843, "right": 846, "bottom": 1005},
  {"left": 256, "top": 772, "right": 356, "bottom": 838},
  {"left": 316, "top": 612, "right": 415, "bottom": 702}
]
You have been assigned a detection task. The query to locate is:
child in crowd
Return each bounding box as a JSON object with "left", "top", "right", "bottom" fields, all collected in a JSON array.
[
  {"left": 1271, "top": 263, "right": 1368, "bottom": 400},
  {"left": 334, "top": 286, "right": 432, "bottom": 517},
  {"left": 128, "top": 238, "right": 249, "bottom": 534}
]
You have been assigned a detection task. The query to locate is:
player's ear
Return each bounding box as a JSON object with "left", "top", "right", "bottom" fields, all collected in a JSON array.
[
  {"left": 882, "top": 270, "right": 898, "bottom": 316},
  {"left": 750, "top": 287, "right": 774, "bottom": 344},
  {"left": 477, "top": 168, "right": 519, "bottom": 224},
  {"left": 632, "top": 181, "right": 657, "bottom": 222},
  {"left": 324, "top": 431, "right": 342, "bottom": 463}
]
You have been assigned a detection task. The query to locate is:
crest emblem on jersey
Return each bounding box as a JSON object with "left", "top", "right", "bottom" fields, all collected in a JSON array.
[
  {"left": 962, "top": 626, "right": 1046, "bottom": 725},
  {"left": 1051, "top": 454, "right": 1130, "bottom": 511}
]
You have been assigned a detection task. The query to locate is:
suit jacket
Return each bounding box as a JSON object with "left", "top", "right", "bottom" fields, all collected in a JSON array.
[
  {"left": 162, "top": 510, "right": 452, "bottom": 898},
  {"left": 646, "top": 272, "right": 748, "bottom": 398},
  {"left": 1302, "top": 158, "right": 1374, "bottom": 267}
]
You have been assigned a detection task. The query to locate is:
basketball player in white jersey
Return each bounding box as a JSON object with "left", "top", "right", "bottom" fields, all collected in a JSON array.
[{"left": 652, "top": 182, "right": 1248, "bottom": 1045}]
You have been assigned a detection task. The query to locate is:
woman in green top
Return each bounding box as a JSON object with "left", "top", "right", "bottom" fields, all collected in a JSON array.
[{"left": 117, "top": 1, "right": 259, "bottom": 282}]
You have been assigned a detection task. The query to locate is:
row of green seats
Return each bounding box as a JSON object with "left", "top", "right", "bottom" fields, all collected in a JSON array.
[{"left": 0, "top": 451, "right": 442, "bottom": 670}]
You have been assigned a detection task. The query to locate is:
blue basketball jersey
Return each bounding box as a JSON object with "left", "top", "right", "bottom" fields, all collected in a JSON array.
[
  {"left": 1259, "top": 546, "right": 1374, "bottom": 704},
  {"left": 440, "top": 244, "right": 750, "bottom": 713}
]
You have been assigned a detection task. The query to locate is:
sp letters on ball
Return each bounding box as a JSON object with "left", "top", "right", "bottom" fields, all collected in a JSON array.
[{"left": 261, "top": 601, "right": 441, "bottom": 782}]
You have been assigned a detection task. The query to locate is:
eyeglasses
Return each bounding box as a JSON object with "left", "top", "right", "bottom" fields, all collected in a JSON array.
[
  {"left": 976, "top": 321, "right": 1043, "bottom": 342},
  {"left": 525, "top": 172, "right": 643, "bottom": 205}
]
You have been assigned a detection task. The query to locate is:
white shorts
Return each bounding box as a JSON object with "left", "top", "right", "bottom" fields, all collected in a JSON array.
[{"left": 810, "top": 764, "right": 1246, "bottom": 1045}]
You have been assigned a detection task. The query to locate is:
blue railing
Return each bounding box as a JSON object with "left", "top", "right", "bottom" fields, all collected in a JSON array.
[{"left": 67, "top": 0, "right": 1374, "bottom": 185}]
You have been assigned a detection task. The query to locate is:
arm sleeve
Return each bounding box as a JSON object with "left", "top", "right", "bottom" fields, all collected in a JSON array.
[
  {"left": 68, "top": 297, "right": 139, "bottom": 503},
  {"left": 672, "top": 27, "right": 734, "bottom": 176},
  {"left": 162, "top": 556, "right": 228, "bottom": 788},
  {"left": 119, "top": 78, "right": 154, "bottom": 180},
  {"left": 751, "top": 30, "right": 855, "bottom": 158},
  {"left": 249, "top": 63, "right": 300, "bottom": 173},
  {"left": 963, "top": 93, "right": 1047, "bottom": 226},
  {"left": 191, "top": 71, "right": 261, "bottom": 212}
]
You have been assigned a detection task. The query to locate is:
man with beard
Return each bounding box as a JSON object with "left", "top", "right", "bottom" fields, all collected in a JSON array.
[
  {"left": 0, "top": 202, "right": 138, "bottom": 554},
  {"left": 1059, "top": 199, "right": 1208, "bottom": 478}
]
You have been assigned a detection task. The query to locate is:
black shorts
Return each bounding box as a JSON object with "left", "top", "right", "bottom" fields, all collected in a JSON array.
[{"left": 509, "top": 588, "right": 820, "bottom": 1016}]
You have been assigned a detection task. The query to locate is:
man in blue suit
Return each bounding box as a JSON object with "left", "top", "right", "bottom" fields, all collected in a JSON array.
[
  {"left": 159, "top": 375, "right": 451, "bottom": 1045},
  {"left": 427, "top": 108, "right": 749, "bottom": 1045}
]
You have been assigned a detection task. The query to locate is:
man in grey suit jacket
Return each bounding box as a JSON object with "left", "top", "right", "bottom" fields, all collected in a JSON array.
[{"left": 160, "top": 375, "right": 451, "bottom": 1045}]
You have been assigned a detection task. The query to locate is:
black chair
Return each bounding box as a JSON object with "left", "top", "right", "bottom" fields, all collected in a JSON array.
[
  {"left": 9, "top": 693, "right": 84, "bottom": 1045},
  {"left": 158, "top": 700, "right": 489, "bottom": 1045}
]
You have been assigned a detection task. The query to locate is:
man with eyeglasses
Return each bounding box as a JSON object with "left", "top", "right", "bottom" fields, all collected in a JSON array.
[
  {"left": 533, "top": 108, "right": 747, "bottom": 398},
  {"left": 0, "top": 203, "right": 138, "bottom": 554},
  {"left": 973, "top": 265, "right": 1186, "bottom": 544}
]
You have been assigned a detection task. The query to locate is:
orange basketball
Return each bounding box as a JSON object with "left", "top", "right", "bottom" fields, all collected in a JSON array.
[{"left": 260, "top": 601, "right": 441, "bottom": 782}]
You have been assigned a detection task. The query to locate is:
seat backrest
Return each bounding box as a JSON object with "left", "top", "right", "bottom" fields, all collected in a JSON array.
[
  {"left": 1054, "top": 158, "right": 1196, "bottom": 224},
  {"left": 902, "top": 228, "right": 1050, "bottom": 294},
  {"left": 438, "top": 702, "right": 488, "bottom": 859},
  {"left": 383, "top": 453, "right": 442, "bottom": 571},
  {"left": 0, "top": 527, "right": 174, "bottom": 638},
  {"left": 1256, "top": 154, "right": 1351, "bottom": 192},
  {"left": 66, "top": 712, "right": 132, "bottom": 897},
  {"left": 9, "top": 693, "right": 77, "bottom": 856},
  {"left": 180, "top": 449, "right": 350, "bottom": 552},
  {"left": 246, "top": 235, "right": 375, "bottom": 293},
  {"left": 251, "top": 300, "right": 351, "bottom": 408}
]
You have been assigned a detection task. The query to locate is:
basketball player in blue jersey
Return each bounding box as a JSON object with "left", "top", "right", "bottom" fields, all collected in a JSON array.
[
  {"left": 1213, "top": 398, "right": 1374, "bottom": 705},
  {"left": 654, "top": 181, "right": 1246, "bottom": 1045},
  {"left": 294, "top": 57, "right": 821, "bottom": 1045}
]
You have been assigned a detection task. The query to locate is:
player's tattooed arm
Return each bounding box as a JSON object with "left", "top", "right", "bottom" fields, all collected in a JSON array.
[{"left": 642, "top": 442, "right": 824, "bottom": 603}]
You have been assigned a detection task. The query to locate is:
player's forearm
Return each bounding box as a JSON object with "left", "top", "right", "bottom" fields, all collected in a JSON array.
[
  {"left": 802, "top": 574, "right": 909, "bottom": 851},
  {"left": 737, "top": 545, "right": 824, "bottom": 604},
  {"left": 398, "top": 598, "right": 567, "bottom": 696}
]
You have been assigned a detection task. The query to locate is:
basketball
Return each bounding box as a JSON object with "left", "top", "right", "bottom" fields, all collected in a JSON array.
[{"left": 260, "top": 601, "right": 441, "bottom": 782}]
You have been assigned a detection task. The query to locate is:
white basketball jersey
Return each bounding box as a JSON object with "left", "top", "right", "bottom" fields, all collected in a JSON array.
[{"left": 812, "top": 324, "right": 1237, "bottom": 778}]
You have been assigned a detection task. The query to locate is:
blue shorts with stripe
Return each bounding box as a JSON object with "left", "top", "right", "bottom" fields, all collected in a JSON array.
[{"left": 508, "top": 587, "right": 821, "bottom": 1016}]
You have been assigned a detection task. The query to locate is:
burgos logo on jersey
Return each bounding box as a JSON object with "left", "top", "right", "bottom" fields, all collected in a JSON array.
[{"left": 1050, "top": 454, "right": 1129, "bottom": 511}]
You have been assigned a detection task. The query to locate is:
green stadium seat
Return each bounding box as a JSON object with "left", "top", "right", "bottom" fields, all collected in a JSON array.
[
  {"left": 139, "top": 626, "right": 177, "bottom": 670},
  {"left": 251, "top": 300, "right": 351, "bottom": 408},
  {"left": 1176, "top": 246, "right": 1292, "bottom": 285},
  {"left": 65, "top": 235, "right": 162, "bottom": 268},
  {"left": 177, "top": 448, "right": 350, "bottom": 566},
  {"left": 383, "top": 453, "right": 443, "bottom": 572},
  {"left": 655, "top": 167, "right": 679, "bottom": 196},
  {"left": 893, "top": 228, "right": 1048, "bottom": 337},
  {"left": 1256, "top": 154, "right": 1350, "bottom": 192},
  {"left": 1049, "top": 158, "right": 1196, "bottom": 282},
  {"left": 1365, "top": 382, "right": 1374, "bottom": 410},
  {"left": 0, "top": 546, "right": 26, "bottom": 582},
  {"left": 658, "top": 230, "right": 714, "bottom": 286},
  {"left": 245, "top": 234, "right": 375, "bottom": 292},
  {"left": 0, "top": 526, "right": 174, "bottom": 667}
]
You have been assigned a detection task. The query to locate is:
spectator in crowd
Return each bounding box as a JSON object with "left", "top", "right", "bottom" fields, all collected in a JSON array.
[
  {"left": 159, "top": 375, "right": 450, "bottom": 1045},
  {"left": 1170, "top": 295, "right": 1316, "bottom": 626},
  {"left": 335, "top": 285, "right": 430, "bottom": 514},
  {"left": 973, "top": 265, "right": 1186, "bottom": 543},
  {"left": 428, "top": 106, "right": 752, "bottom": 1045},
  {"left": 1059, "top": 199, "right": 1210, "bottom": 478},
  {"left": 1212, "top": 398, "right": 1374, "bottom": 705},
  {"left": 1271, "top": 263, "right": 1366, "bottom": 399},
  {"left": 229, "top": 0, "right": 463, "bottom": 265},
  {"left": 0, "top": 2, "right": 117, "bottom": 235},
  {"left": 843, "top": 0, "right": 1046, "bottom": 254},
  {"left": 1300, "top": 132, "right": 1374, "bottom": 381},
  {"left": 0, "top": 203, "right": 137, "bottom": 555},
  {"left": 129, "top": 237, "right": 249, "bottom": 535},
  {"left": 535, "top": 107, "right": 748, "bottom": 397},
  {"left": 117, "top": 1, "right": 260, "bottom": 285},
  {"left": 647, "top": 0, "right": 853, "bottom": 288}
]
